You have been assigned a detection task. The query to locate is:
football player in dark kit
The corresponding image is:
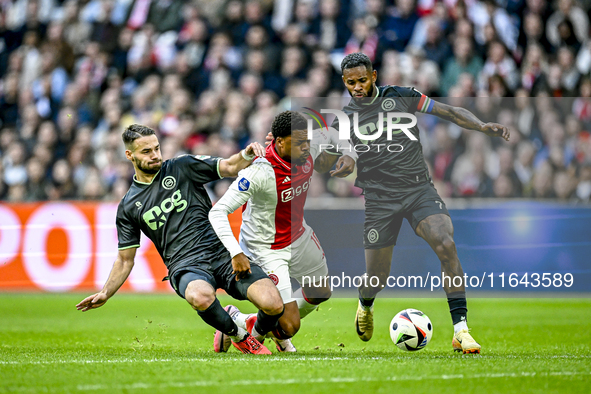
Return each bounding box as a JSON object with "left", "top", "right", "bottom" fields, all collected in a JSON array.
[
  {"left": 335, "top": 53, "right": 510, "bottom": 354},
  {"left": 76, "top": 124, "right": 284, "bottom": 354}
]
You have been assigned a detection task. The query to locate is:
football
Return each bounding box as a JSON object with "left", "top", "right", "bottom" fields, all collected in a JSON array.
[{"left": 389, "top": 309, "right": 433, "bottom": 351}]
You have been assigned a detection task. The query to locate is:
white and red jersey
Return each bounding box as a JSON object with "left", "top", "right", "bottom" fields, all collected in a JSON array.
[
  {"left": 209, "top": 127, "right": 356, "bottom": 258},
  {"left": 262, "top": 141, "right": 314, "bottom": 248},
  {"left": 209, "top": 141, "right": 317, "bottom": 256}
]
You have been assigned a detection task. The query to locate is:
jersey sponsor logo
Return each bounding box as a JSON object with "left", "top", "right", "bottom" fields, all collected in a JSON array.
[
  {"left": 238, "top": 178, "right": 250, "bottom": 191},
  {"left": 281, "top": 179, "right": 310, "bottom": 202},
  {"left": 381, "top": 98, "right": 396, "bottom": 111},
  {"left": 281, "top": 188, "right": 293, "bottom": 202},
  {"left": 142, "top": 190, "right": 188, "bottom": 230},
  {"left": 282, "top": 176, "right": 291, "bottom": 184},
  {"left": 162, "top": 176, "right": 176, "bottom": 190},
  {"left": 268, "top": 274, "right": 279, "bottom": 286},
  {"left": 367, "top": 229, "right": 379, "bottom": 244},
  {"left": 135, "top": 201, "right": 142, "bottom": 208}
]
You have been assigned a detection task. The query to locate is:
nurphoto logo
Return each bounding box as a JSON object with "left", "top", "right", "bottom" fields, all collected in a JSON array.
[{"left": 303, "top": 107, "right": 418, "bottom": 153}]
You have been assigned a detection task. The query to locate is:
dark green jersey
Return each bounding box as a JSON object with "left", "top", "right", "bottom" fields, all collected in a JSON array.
[
  {"left": 334, "top": 85, "right": 434, "bottom": 192},
  {"left": 116, "top": 155, "right": 230, "bottom": 276}
]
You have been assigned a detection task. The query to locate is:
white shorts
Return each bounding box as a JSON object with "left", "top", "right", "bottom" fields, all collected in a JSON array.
[{"left": 242, "top": 225, "right": 328, "bottom": 303}]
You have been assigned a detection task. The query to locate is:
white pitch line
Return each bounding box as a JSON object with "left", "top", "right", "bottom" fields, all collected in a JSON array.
[
  {"left": 73, "top": 371, "right": 591, "bottom": 391},
  {"left": 2, "top": 354, "right": 590, "bottom": 366},
  {"left": 0, "top": 356, "right": 382, "bottom": 366},
  {"left": 71, "top": 371, "right": 591, "bottom": 391}
]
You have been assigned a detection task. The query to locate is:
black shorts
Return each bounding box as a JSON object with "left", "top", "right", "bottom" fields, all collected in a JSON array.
[
  {"left": 169, "top": 259, "right": 269, "bottom": 301},
  {"left": 363, "top": 182, "right": 450, "bottom": 249}
]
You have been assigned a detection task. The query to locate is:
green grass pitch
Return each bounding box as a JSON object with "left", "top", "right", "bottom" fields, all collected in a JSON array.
[{"left": 1, "top": 294, "right": 590, "bottom": 394}]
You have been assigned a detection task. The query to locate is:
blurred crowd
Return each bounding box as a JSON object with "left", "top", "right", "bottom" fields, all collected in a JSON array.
[{"left": 1, "top": 0, "right": 591, "bottom": 203}]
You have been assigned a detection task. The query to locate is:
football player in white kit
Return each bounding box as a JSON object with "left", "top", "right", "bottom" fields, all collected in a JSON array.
[{"left": 209, "top": 111, "right": 357, "bottom": 352}]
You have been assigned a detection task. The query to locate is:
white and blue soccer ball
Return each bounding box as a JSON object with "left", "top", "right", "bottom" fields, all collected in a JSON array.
[{"left": 389, "top": 309, "right": 433, "bottom": 351}]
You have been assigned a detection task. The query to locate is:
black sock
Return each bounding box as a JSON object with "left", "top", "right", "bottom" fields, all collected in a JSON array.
[
  {"left": 197, "top": 298, "right": 238, "bottom": 336},
  {"left": 359, "top": 295, "right": 375, "bottom": 308},
  {"left": 447, "top": 291, "right": 467, "bottom": 325},
  {"left": 254, "top": 306, "right": 284, "bottom": 336}
]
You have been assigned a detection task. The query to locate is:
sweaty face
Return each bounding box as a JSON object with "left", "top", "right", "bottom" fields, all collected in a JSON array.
[
  {"left": 281, "top": 129, "right": 310, "bottom": 166},
  {"left": 128, "top": 135, "right": 163, "bottom": 175},
  {"left": 342, "top": 66, "right": 377, "bottom": 98}
]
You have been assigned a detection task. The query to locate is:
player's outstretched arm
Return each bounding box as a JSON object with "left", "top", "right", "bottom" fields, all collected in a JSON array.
[
  {"left": 431, "top": 101, "right": 510, "bottom": 141},
  {"left": 218, "top": 142, "right": 265, "bottom": 177},
  {"left": 76, "top": 248, "right": 137, "bottom": 312},
  {"left": 209, "top": 165, "right": 268, "bottom": 279}
]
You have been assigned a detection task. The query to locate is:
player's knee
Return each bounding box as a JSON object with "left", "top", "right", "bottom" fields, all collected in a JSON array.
[
  {"left": 434, "top": 235, "right": 456, "bottom": 257},
  {"left": 185, "top": 284, "right": 215, "bottom": 311},
  {"left": 262, "top": 298, "right": 284, "bottom": 316}
]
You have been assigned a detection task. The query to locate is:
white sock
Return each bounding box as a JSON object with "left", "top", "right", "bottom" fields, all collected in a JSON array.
[
  {"left": 454, "top": 320, "right": 468, "bottom": 334},
  {"left": 293, "top": 288, "right": 319, "bottom": 319},
  {"left": 251, "top": 325, "right": 264, "bottom": 342},
  {"left": 233, "top": 312, "right": 248, "bottom": 330},
  {"left": 230, "top": 326, "right": 248, "bottom": 342}
]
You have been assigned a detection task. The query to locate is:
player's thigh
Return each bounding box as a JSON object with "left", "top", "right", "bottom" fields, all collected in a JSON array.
[
  {"left": 291, "top": 228, "right": 328, "bottom": 284},
  {"left": 213, "top": 258, "right": 269, "bottom": 302},
  {"left": 364, "top": 197, "right": 404, "bottom": 250},
  {"left": 291, "top": 228, "right": 331, "bottom": 299},
  {"left": 171, "top": 267, "right": 217, "bottom": 299},
  {"left": 249, "top": 248, "right": 294, "bottom": 304},
  {"left": 415, "top": 213, "right": 455, "bottom": 251},
  {"left": 407, "top": 183, "right": 451, "bottom": 235}
]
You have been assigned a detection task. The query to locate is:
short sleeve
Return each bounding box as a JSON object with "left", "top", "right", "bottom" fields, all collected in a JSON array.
[
  {"left": 116, "top": 202, "right": 141, "bottom": 250},
  {"left": 176, "top": 155, "right": 222, "bottom": 185},
  {"left": 395, "top": 87, "right": 433, "bottom": 114}
]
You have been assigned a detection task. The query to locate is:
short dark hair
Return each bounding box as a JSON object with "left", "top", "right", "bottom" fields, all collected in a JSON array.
[
  {"left": 341, "top": 52, "right": 373, "bottom": 73},
  {"left": 122, "top": 124, "right": 156, "bottom": 150},
  {"left": 271, "top": 111, "right": 307, "bottom": 139}
]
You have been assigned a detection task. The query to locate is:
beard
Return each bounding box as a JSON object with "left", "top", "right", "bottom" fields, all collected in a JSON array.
[
  {"left": 135, "top": 158, "right": 162, "bottom": 174},
  {"left": 351, "top": 84, "right": 375, "bottom": 104}
]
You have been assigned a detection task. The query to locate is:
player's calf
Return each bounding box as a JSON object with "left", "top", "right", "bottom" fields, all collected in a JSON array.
[{"left": 297, "top": 282, "right": 331, "bottom": 318}]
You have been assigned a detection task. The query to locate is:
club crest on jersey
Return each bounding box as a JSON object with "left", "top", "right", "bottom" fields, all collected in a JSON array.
[
  {"left": 302, "top": 160, "right": 312, "bottom": 173},
  {"left": 382, "top": 98, "right": 396, "bottom": 111},
  {"left": 162, "top": 176, "right": 176, "bottom": 190},
  {"left": 268, "top": 274, "right": 279, "bottom": 286},
  {"left": 238, "top": 178, "right": 250, "bottom": 191}
]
